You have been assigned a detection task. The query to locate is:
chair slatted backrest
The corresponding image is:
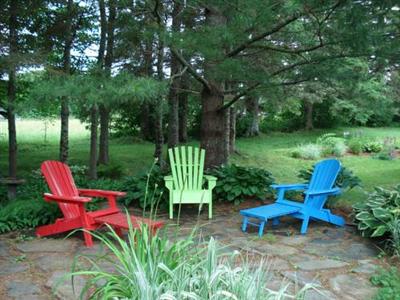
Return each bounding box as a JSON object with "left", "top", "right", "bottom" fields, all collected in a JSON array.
[
  {"left": 305, "top": 159, "right": 341, "bottom": 209},
  {"left": 168, "top": 146, "right": 205, "bottom": 190},
  {"left": 41, "top": 160, "right": 80, "bottom": 219}
]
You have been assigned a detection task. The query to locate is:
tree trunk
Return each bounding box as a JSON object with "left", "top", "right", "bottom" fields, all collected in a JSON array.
[
  {"left": 7, "top": 0, "right": 18, "bottom": 199},
  {"left": 98, "top": 0, "right": 116, "bottom": 165},
  {"left": 245, "top": 97, "right": 259, "bottom": 136},
  {"left": 153, "top": 2, "right": 164, "bottom": 164},
  {"left": 59, "top": 100, "right": 69, "bottom": 162},
  {"left": 139, "top": 39, "right": 154, "bottom": 141},
  {"left": 88, "top": 105, "right": 98, "bottom": 179},
  {"left": 200, "top": 7, "right": 227, "bottom": 168},
  {"left": 59, "top": 0, "right": 74, "bottom": 163},
  {"left": 98, "top": 105, "right": 110, "bottom": 164},
  {"left": 229, "top": 106, "right": 236, "bottom": 154},
  {"left": 200, "top": 85, "right": 227, "bottom": 168},
  {"left": 88, "top": 0, "right": 106, "bottom": 179},
  {"left": 167, "top": 86, "right": 179, "bottom": 148},
  {"left": 97, "top": 0, "right": 106, "bottom": 68},
  {"left": 224, "top": 107, "right": 230, "bottom": 161},
  {"left": 167, "top": 0, "right": 182, "bottom": 149},
  {"left": 178, "top": 88, "right": 188, "bottom": 143},
  {"left": 304, "top": 100, "right": 314, "bottom": 130},
  {"left": 140, "top": 103, "right": 152, "bottom": 140}
]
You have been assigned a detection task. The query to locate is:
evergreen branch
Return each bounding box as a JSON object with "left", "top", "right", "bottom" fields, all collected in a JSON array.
[
  {"left": 218, "top": 83, "right": 260, "bottom": 111},
  {"left": 169, "top": 66, "right": 188, "bottom": 83},
  {"left": 170, "top": 48, "right": 211, "bottom": 91},
  {"left": 275, "top": 77, "right": 313, "bottom": 86},
  {"left": 226, "top": 12, "right": 302, "bottom": 58},
  {"left": 249, "top": 41, "right": 327, "bottom": 54},
  {"left": 226, "top": 1, "right": 344, "bottom": 59},
  {"left": 270, "top": 53, "right": 366, "bottom": 77}
]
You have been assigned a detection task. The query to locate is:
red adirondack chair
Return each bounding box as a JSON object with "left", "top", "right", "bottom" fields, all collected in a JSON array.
[{"left": 35, "top": 160, "right": 163, "bottom": 247}]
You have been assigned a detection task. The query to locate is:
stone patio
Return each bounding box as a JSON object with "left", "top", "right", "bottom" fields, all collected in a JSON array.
[{"left": 0, "top": 203, "right": 390, "bottom": 299}]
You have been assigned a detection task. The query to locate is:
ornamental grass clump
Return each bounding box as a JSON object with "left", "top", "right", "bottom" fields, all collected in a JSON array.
[
  {"left": 317, "top": 133, "right": 347, "bottom": 157},
  {"left": 291, "top": 144, "right": 322, "bottom": 160},
  {"left": 69, "top": 222, "right": 312, "bottom": 299}
]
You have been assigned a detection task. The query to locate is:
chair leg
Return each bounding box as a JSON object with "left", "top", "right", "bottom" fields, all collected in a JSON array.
[
  {"left": 272, "top": 217, "right": 280, "bottom": 226},
  {"left": 258, "top": 220, "right": 266, "bottom": 237},
  {"left": 241, "top": 217, "right": 248, "bottom": 232},
  {"left": 83, "top": 231, "right": 93, "bottom": 247},
  {"left": 300, "top": 216, "right": 310, "bottom": 234},
  {"left": 208, "top": 202, "right": 212, "bottom": 219},
  {"left": 169, "top": 200, "right": 173, "bottom": 219}
]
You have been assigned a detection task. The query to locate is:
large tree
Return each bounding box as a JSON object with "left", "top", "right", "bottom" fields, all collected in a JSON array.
[{"left": 167, "top": 0, "right": 398, "bottom": 167}]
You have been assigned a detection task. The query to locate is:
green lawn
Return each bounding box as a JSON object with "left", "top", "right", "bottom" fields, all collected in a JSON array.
[{"left": 1, "top": 119, "right": 400, "bottom": 207}]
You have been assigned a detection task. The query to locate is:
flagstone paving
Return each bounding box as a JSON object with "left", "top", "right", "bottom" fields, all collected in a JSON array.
[{"left": 0, "top": 203, "right": 393, "bottom": 299}]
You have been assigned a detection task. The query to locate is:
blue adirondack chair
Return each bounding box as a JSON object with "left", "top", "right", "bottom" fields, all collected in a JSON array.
[{"left": 240, "top": 159, "right": 345, "bottom": 236}]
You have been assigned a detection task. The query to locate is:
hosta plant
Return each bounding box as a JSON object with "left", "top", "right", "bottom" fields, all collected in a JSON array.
[
  {"left": 353, "top": 186, "right": 400, "bottom": 253},
  {"left": 210, "top": 164, "right": 275, "bottom": 204},
  {"left": 363, "top": 140, "right": 383, "bottom": 153}
]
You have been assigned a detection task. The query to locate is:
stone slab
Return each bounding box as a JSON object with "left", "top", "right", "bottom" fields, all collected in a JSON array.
[
  {"left": 295, "top": 259, "right": 348, "bottom": 271},
  {"left": 281, "top": 271, "right": 321, "bottom": 286},
  {"left": 329, "top": 274, "right": 377, "bottom": 300},
  {"left": 6, "top": 281, "right": 41, "bottom": 298},
  {"left": 351, "top": 260, "right": 379, "bottom": 274},
  {"left": 0, "top": 241, "right": 9, "bottom": 257},
  {"left": 46, "top": 271, "right": 86, "bottom": 300},
  {"left": 304, "top": 289, "right": 338, "bottom": 300},
  {"left": 256, "top": 243, "right": 297, "bottom": 256},
  {"left": 35, "top": 254, "right": 75, "bottom": 272},
  {"left": 279, "top": 235, "right": 310, "bottom": 246},
  {"left": 0, "top": 261, "right": 29, "bottom": 275},
  {"left": 269, "top": 258, "right": 291, "bottom": 271},
  {"left": 17, "top": 239, "right": 77, "bottom": 253}
]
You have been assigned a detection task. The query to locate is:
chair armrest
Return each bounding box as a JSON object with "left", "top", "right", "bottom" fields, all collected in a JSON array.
[
  {"left": 305, "top": 187, "right": 341, "bottom": 196},
  {"left": 271, "top": 183, "right": 308, "bottom": 191},
  {"left": 78, "top": 189, "right": 125, "bottom": 210},
  {"left": 78, "top": 189, "right": 126, "bottom": 198},
  {"left": 44, "top": 193, "right": 91, "bottom": 204},
  {"left": 204, "top": 175, "right": 217, "bottom": 190},
  {"left": 164, "top": 176, "right": 174, "bottom": 190}
]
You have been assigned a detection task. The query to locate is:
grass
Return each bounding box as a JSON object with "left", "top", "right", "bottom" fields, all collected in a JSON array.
[{"left": 1, "top": 119, "right": 400, "bottom": 207}]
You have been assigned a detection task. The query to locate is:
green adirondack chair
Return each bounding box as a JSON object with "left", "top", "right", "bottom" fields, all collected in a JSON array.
[{"left": 164, "top": 146, "right": 217, "bottom": 219}]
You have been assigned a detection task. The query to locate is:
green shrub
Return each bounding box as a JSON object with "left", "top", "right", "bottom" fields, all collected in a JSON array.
[
  {"left": 347, "top": 139, "right": 363, "bottom": 155},
  {"left": 0, "top": 199, "right": 61, "bottom": 233},
  {"left": 291, "top": 144, "right": 322, "bottom": 160},
  {"left": 353, "top": 186, "right": 400, "bottom": 254},
  {"left": 97, "top": 163, "right": 125, "bottom": 179},
  {"left": 70, "top": 224, "right": 308, "bottom": 299},
  {"left": 298, "top": 165, "right": 361, "bottom": 190},
  {"left": 122, "top": 165, "right": 168, "bottom": 209},
  {"left": 210, "top": 164, "right": 275, "bottom": 205},
  {"left": 371, "top": 267, "right": 400, "bottom": 300},
  {"left": 373, "top": 152, "right": 395, "bottom": 160},
  {"left": 363, "top": 140, "right": 384, "bottom": 153}
]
